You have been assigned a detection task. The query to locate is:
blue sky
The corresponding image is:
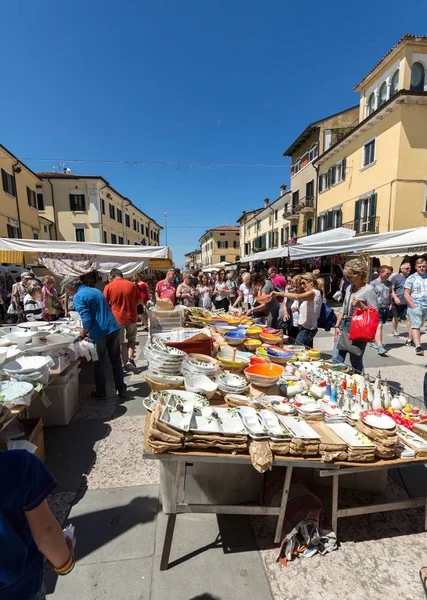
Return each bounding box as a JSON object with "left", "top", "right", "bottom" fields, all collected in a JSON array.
[{"left": 1, "top": 1, "right": 426, "bottom": 267}]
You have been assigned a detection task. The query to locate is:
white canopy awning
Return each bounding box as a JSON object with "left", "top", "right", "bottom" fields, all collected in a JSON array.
[
  {"left": 367, "top": 227, "right": 427, "bottom": 257},
  {"left": 0, "top": 238, "right": 172, "bottom": 277}
]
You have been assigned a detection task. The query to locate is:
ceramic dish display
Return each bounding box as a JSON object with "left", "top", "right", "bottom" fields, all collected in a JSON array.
[
  {"left": 160, "top": 399, "right": 195, "bottom": 432},
  {"left": 244, "top": 363, "right": 283, "bottom": 388},
  {"left": 260, "top": 334, "right": 283, "bottom": 346},
  {"left": 0, "top": 381, "right": 34, "bottom": 405},
  {"left": 3, "top": 355, "right": 53, "bottom": 374},
  {"left": 24, "top": 334, "right": 77, "bottom": 354},
  {"left": 17, "top": 321, "right": 51, "bottom": 330},
  {"left": 238, "top": 406, "right": 269, "bottom": 438},
  {"left": 142, "top": 396, "right": 156, "bottom": 412},
  {"left": 326, "top": 423, "right": 374, "bottom": 447},
  {"left": 254, "top": 294, "right": 272, "bottom": 305},
  {"left": 146, "top": 372, "right": 184, "bottom": 386},
  {"left": 217, "top": 355, "right": 250, "bottom": 369},
  {"left": 184, "top": 374, "right": 218, "bottom": 399},
  {"left": 191, "top": 406, "right": 247, "bottom": 436},
  {"left": 396, "top": 425, "right": 427, "bottom": 449},
  {"left": 277, "top": 416, "right": 321, "bottom": 439},
  {"left": 263, "top": 396, "right": 296, "bottom": 415},
  {"left": 258, "top": 409, "right": 291, "bottom": 439},
  {"left": 0, "top": 348, "right": 8, "bottom": 366},
  {"left": 362, "top": 413, "right": 396, "bottom": 430},
  {"left": 246, "top": 327, "right": 262, "bottom": 339},
  {"left": 155, "top": 389, "right": 209, "bottom": 410},
  {"left": 223, "top": 332, "right": 246, "bottom": 346}
]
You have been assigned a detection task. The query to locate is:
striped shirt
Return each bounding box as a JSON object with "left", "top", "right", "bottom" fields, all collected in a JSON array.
[{"left": 23, "top": 294, "right": 44, "bottom": 321}]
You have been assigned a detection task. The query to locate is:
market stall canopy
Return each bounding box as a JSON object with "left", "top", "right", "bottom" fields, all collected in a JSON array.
[
  {"left": 0, "top": 238, "right": 172, "bottom": 277},
  {"left": 367, "top": 227, "right": 427, "bottom": 257}
]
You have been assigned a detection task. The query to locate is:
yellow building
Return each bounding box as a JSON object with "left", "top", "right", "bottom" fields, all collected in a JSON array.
[
  {"left": 283, "top": 107, "right": 359, "bottom": 239},
  {"left": 199, "top": 226, "right": 240, "bottom": 268},
  {"left": 237, "top": 187, "right": 292, "bottom": 258},
  {"left": 316, "top": 34, "right": 427, "bottom": 245},
  {"left": 0, "top": 143, "right": 42, "bottom": 241},
  {"left": 184, "top": 249, "right": 202, "bottom": 272},
  {"left": 37, "top": 171, "right": 162, "bottom": 246}
]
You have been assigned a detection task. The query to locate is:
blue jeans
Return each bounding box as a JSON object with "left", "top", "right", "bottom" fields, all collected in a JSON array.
[
  {"left": 94, "top": 329, "right": 125, "bottom": 395},
  {"left": 333, "top": 322, "right": 366, "bottom": 373},
  {"left": 296, "top": 326, "right": 317, "bottom": 349}
]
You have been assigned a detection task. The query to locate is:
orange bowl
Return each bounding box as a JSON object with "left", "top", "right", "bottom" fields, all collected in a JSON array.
[
  {"left": 255, "top": 294, "right": 272, "bottom": 304},
  {"left": 244, "top": 363, "right": 283, "bottom": 377}
]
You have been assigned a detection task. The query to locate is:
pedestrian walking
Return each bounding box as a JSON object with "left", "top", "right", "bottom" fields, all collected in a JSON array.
[
  {"left": 42, "top": 276, "right": 62, "bottom": 321},
  {"left": 391, "top": 263, "right": 413, "bottom": 343},
  {"left": 213, "top": 269, "right": 232, "bottom": 311},
  {"left": 155, "top": 269, "right": 177, "bottom": 307},
  {"left": 196, "top": 274, "right": 213, "bottom": 309},
  {"left": 132, "top": 273, "right": 149, "bottom": 329},
  {"left": 0, "top": 450, "right": 74, "bottom": 600},
  {"left": 62, "top": 277, "right": 126, "bottom": 400},
  {"left": 24, "top": 284, "right": 45, "bottom": 321},
  {"left": 103, "top": 269, "right": 142, "bottom": 372},
  {"left": 332, "top": 258, "right": 378, "bottom": 371},
  {"left": 404, "top": 257, "right": 427, "bottom": 356},
  {"left": 370, "top": 265, "right": 393, "bottom": 356}
]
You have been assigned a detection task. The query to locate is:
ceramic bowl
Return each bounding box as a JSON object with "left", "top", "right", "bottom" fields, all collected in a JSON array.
[
  {"left": 260, "top": 333, "right": 283, "bottom": 346},
  {"left": 244, "top": 363, "right": 283, "bottom": 387},
  {"left": 217, "top": 356, "right": 250, "bottom": 370},
  {"left": 218, "top": 373, "right": 247, "bottom": 387},
  {"left": 146, "top": 372, "right": 184, "bottom": 386},
  {"left": 3, "top": 355, "right": 53, "bottom": 374},
  {"left": 17, "top": 321, "right": 51, "bottom": 331},
  {"left": 0, "top": 380, "right": 34, "bottom": 404},
  {"left": 249, "top": 356, "right": 270, "bottom": 365},
  {"left": 5, "top": 331, "right": 34, "bottom": 349},
  {"left": 0, "top": 348, "right": 7, "bottom": 366},
  {"left": 187, "top": 353, "right": 218, "bottom": 367},
  {"left": 254, "top": 294, "right": 272, "bottom": 304},
  {"left": 245, "top": 327, "right": 262, "bottom": 339},
  {"left": 224, "top": 333, "right": 245, "bottom": 346},
  {"left": 144, "top": 374, "right": 185, "bottom": 392},
  {"left": 243, "top": 339, "right": 262, "bottom": 352},
  {"left": 262, "top": 328, "right": 282, "bottom": 336},
  {"left": 184, "top": 374, "right": 218, "bottom": 399}
]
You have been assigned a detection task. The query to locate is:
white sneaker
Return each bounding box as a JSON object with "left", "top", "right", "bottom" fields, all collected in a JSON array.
[{"left": 392, "top": 331, "right": 399, "bottom": 337}]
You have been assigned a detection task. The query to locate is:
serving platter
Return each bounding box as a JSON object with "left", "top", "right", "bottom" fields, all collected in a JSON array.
[
  {"left": 326, "top": 423, "right": 374, "bottom": 448},
  {"left": 154, "top": 389, "right": 209, "bottom": 410},
  {"left": 191, "top": 407, "right": 247, "bottom": 436},
  {"left": 362, "top": 413, "right": 396, "bottom": 430},
  {"left": 238, "top": 406, "right": 269, "bottom": 438},
  {"left": 258, "top": 409, "right": 291, "bottom": 439},
  {"left": 160, "top": 398, "right": 195, "bottom": 432},
  {"left": 277, "top": 416, "right": 321, "bottom": 439}
]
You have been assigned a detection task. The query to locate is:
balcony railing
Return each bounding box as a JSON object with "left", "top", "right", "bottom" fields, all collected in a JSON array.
[
  {"left": 342, "top": 216, "right": 379, "bottom": 235},
  {"left": 296, "top": 196, "right": 315, "bottom": 213},
  {"left": 283, "top": 206, "right": 299, "bottom": 219}
]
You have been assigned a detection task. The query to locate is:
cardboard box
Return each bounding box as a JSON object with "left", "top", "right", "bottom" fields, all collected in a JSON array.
[{"left": 0, "top": 418, "right": 45, "bottom": 462}]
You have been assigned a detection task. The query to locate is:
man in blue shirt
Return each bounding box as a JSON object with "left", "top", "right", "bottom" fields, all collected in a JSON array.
[
  {"left": 0, "top": 450, "right": 74, "bottom": 599},
  {"left": 404, "top": 258, "right": 427, "bottom": 356},
  {"left": 62, "top": 277, "right": 126, "bottom": 400}
]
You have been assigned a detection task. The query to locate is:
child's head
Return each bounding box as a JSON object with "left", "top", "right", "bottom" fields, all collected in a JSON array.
[
  {"left": 148, "top": 293, "right": 154, "bottom": 300},
  {"left": 43, "top": 275, "right": 55, "bottom": 287},
  {"left": 28, "top": 284, "right": 42, "bottom": 300}
]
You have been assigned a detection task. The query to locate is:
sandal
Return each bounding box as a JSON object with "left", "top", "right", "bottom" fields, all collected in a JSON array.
[{"left": 420, "top": 567, "right": 427, "bottom": 597}]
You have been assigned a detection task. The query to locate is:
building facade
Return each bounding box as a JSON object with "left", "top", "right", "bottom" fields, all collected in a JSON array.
[
  {"left": 0, "top": 143, "right": 42, "bottom": 240},
  {"left": 199, "top": 226, "right": 240, "bottom": 268},
  {"left": 315, "top": 35, "right": 427, "bottom": 245},
  {"left": 238, "top": 188, "right": 292, "bottom": 259},
  {"left": 37, "top": 172, "right": 162, "bottom": 246},
  {"left": 184, "top": 249, "right": 202, "bottom": 272},
  {"left": 283, "top": 106, "right": 359, "bottom": 239}
]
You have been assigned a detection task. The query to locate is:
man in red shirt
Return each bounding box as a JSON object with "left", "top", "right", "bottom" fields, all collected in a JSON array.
[
  {"left": 104, "top": 269, "right": 142, "bottom": 372},
  {"left": 155, "top": 269, "right": 177, "bottom": 306},
  {"left": 268, "top": 266, "right": 287, "bottom": 303}
]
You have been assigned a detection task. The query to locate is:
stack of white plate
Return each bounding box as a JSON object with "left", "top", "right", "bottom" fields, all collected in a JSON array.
[
  {"left": 181, "top": 354, "right": 220, "bottom": 378},
  {"left": 144, "top": 340, "right": 186, "bottom": 375},
  {"left": 217, "top": 372, "right": 249, "bottom": 396}
]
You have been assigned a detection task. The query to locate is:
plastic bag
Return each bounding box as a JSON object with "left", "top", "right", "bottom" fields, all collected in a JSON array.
[
  {"left": 349, "top": 307, "right": 379, "bottom": 342},
  {"left": 7, "top": 303, "right": 15, "bottom": 315}
]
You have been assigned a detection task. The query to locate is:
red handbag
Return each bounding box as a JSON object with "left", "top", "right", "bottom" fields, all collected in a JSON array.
[{"left": 349, "top": 307, "right": 379, "bottom": 342}]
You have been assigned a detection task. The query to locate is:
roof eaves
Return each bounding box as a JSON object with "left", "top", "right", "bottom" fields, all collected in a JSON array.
[{"left": 0, "top": 144, "right": 42, "bottom": 181}]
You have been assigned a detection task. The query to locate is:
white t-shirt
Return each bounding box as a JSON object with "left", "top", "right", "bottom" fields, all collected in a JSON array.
[
  {"left": 291, "top": 300, "right": 299, "bottom": 327},
  {"left": 298, "top": 289, "right": 322, "bottom": 330},
  {"left": 197, "top": 285, "right": 212, "bottom": 309},
  {"left": 239, "top": 283, "right": 253, "bottom": 306},
  {"left": 215, "top": 281, "right": 229, "bottom": 301}
]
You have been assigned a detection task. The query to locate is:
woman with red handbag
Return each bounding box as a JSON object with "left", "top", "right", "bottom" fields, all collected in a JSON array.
[{"left": 332, "top": 259, "right": 378, "bottom": 372}]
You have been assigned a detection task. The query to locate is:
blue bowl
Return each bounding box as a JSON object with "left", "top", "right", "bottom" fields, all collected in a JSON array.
[{"left": 224, "top": 331, "right": 246, "bottom": 340}]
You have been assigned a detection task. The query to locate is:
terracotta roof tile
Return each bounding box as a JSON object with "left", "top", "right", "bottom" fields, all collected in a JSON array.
[
  {"left": 209, "top": 225, "right": 240, "bottom": 231},
  {"left": 353, "top": 34, "right": 427, "bottom": 90}
]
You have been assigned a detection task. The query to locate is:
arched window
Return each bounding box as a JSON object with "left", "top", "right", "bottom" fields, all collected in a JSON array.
[
  {"left": 391, "top": 69, "right": 399, "bottom": 96},
  {"left": 411, "top": 62, "right": 425, "bottom": 91},
  {"left": 367, "top": 92, "right": 375, "bottom": 116},
  {"left": 379, "top": 82, "right": 388, "bottom": 107}
]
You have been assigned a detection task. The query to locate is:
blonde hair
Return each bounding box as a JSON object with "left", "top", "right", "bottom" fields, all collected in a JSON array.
[
  {"left": 344, "top": 258, "right": 368, "bottom": 284},
  {"left": 300, "top": 273, "right": 318, "bottom": 289},
  {"left": 242, "top": 272, "right": 251, "bottom": 285},
  {"left": 28, "top": 284, "right": 42, "bottom": 297},
  {"left": 183, "top": 271, "right": 192, "bottom": 279},
  {"left": 42, "top": 275, "right": 54, "bottom": 286},
  {"left": 312, "top": 269, "right": 320, "bottom": 277}
]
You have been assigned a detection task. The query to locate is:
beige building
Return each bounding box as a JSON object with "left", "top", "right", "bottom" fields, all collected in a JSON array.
[
  {"left": 283, "top": 106, "right": 359, "bottom": 238},
  {"left": 199, "top": 226, "right": 240, "bottom": 268},
  {"left": 184, "top": 249, "right": 202, "bottom": 272},
  {"left": 238, "top": 187, "right": 292, "bottom": 258},
  {"left": 36, "top": 171, "right": 162, "bottom": 246},
  {"left": 315, "top": 34, "right": 427, "bottom": 259},
  {"left": 0, "top": 143, "right": 42, "bottom": 241}
]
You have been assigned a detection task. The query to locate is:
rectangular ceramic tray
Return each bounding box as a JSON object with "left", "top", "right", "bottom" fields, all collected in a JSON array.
[
  {"left": 277, "top": 416, "right": 321, "bottom": 439},
  {"left": 159, "top": 399, "right": 195, "bottom": 432},
  {"left": 326, "top": 423, "right": 374, "bottom": 448},
  {"left": 190, "top": 407, "right": 247, "bottom": 436},
  {"left": 258, "top": 409, "right": 291, "bottom": 439},
  {"left": 397, "top": 425, "right": 427, "bottom": 449},
  {"left": 238, "top": 406, "right": 269, "bottom": 437}
]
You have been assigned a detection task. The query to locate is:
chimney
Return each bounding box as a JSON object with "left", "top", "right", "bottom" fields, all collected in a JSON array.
[
  {"left": 280, "top": 184, "right": 287, "bottom": 196},
  {"left": 264, "top": 198, "right": 270, "bottom": 208}
]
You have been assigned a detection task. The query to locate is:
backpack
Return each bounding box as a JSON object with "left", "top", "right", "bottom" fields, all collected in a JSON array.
[{"left": 317, "top": 302, "right": 337, "bottom": 331}]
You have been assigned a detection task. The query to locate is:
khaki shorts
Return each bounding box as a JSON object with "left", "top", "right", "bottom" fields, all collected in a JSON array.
[{"left": 119, "top": 323, "right": 138, "bottom": 345}]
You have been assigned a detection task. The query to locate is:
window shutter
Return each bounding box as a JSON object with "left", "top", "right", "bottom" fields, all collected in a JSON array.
[
  {"left": 319, "top": 175, "right": 323, "bottom": 193},
  {"left": 1, "top": 169, "right": 7, "bottom": 192},
  {"left": 316, "top": 216, "right": 321, "bottom": 232},
  {"left": 336, "top": 209, "right": 342, "bottom": 227},
  {"left": 27, "top": 187, "right": 31, "bottom": 206},
  {"left": 11, "top": 175, "right": 16, "bottom": 197},
  {"left": 225, "top": 240, "right": 228, "bottom": 248},
  {"left": 327, "top": 211, "right": 333, "bottom": 230},
  {"left": 69, "top": 194, "right": 76, "bottom": 211},
  {"left": 7, "top": 224, "right": 14, "bottom": 238},
  {"left": 369, "top": 193, "right": 377, "bottom": 216},
  {"left": 342, "top": 158, "right": 347, "bottom": 181},
  {"left": 331, "top": 166, "right": 336, "bottom": 185}
]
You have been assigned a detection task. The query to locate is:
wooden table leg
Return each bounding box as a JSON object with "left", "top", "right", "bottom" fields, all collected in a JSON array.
[
  {"left": 160, "top": 461, "right": 184, "bottom": 571},
  {"left": 331, "top": 474, "right": 339, "bottom": 535},
  {"left": 274, "top": 466, "right": 293, "bottom": 544}
]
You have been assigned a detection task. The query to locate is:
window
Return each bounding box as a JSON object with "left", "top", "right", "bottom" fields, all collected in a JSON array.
[
  {"left": 103, "top": 230, "right": 107, "bottom": 243},
  {"left": 44, "top": 225, "right": 48, "bottom": 233},
  {"left": 233, "top": 240, "right": 239, "bottom": 248},
  {"left": 33, "top": 230, "right": 39, "bottom": 240},
  {"left": 294, "top": 159, "right": 301, "bottom": 174},
  {"left": 268, "top": 214, "right": 272, "bottom": 225},
  {"left": 367, "top": 92, "right": 376, "bottom": 116},
  {"left": 133, "top": 219, "right": 137, "bottom": 231},
  {"left": 379, "top": 81, "right": 388, "bottom": 107},
  {"left": 309, "top": 143, "right": 317, "bottom": 162},
  {"left": 7, "top": 222, "right": 20, "bottom": 238},
  {"left": 257, "top": 221, "right": 261, "bottom": 231},
  {"left": 319, "top": 171, "right": 330, "bottom": 192},
  {"left": 354, "top": 194, "right": 377, "bottom": 233},
  {"left": 291, "top": 224, "right": 298, "bottom": 238},
  {"left": 101, "top": 198, "right": 105, "bottom": 215},
  {"left": 27, "top": 187, "right": 37, "bottom": 209},
  {"left": 331, "top": 158, "right": 346, "bottom": 185},
  {"left": 323, "top": 130, "right": 332, "bottom": 152},
  {"left": 292, "top": 190, "right": 299, "bottom": 209},
  {"left": 306, "top": 218, "right": 313, "bottom": 236},
  {"left": 125, "top": 214, "right": 130, "bottom": 227},
  {"left": 117, "top": 209, "right": 123, "bottom": 223},
  {"left": 220, "top": 255, "right": 226, "bottom": 262},
  {"left": 111, "top": 233, "right": 117, "bottom": 244},
  {"left": 109, "top": 203, "right": 115, "bottom": 220},
  {"left": 1, "top": 169, "right": 16, "bottom": 196},
  {"left": 146, "top": 226, "right": 149, "bottom": 236},
  {"left": 69, "top": 194, "right": 86, "bottom": 211},
  {"left": 118, "top": 236, "right": 124, "bottom": 244},
  {"left": 150, "top": 230, "right": 153, "bottom": 239},
  {"left": 274, "top": 209, "right": 278, "bottom": 221},
  {"left": 218, "top": 240, "right": 228, "bottom": 249},
  {"left": 306, "top": 180, "right": 314, "bottom": 200},
  {"left": 75, "top": 228, "right": 85, "bottom": 242},
  {"left": 363, "top": 139, "right": 376, "bottom": 168},
  {"left": 391, "top": 69, "right": 399, "bottom": 96},
  {"left": 36, "top": 193, "right": 44, "bottom": 210},
  {"left": 411, "top": 62, "right": 425, "bottom": 92}
]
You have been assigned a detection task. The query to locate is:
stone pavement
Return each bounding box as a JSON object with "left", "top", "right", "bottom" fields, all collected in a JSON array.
[{"left": 43, "top": 325, "right": 427, "bottom": 600}]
